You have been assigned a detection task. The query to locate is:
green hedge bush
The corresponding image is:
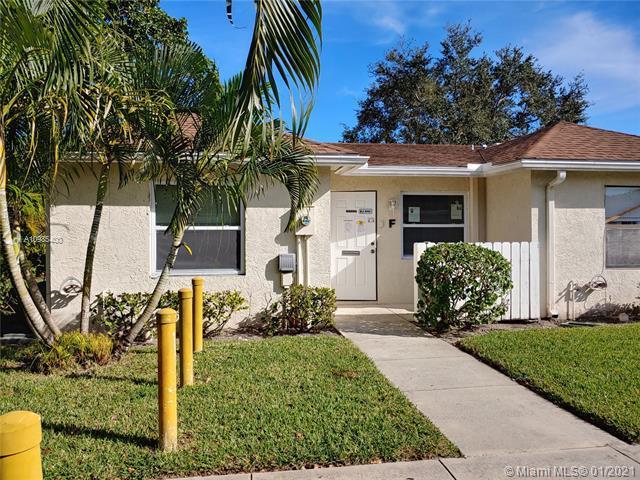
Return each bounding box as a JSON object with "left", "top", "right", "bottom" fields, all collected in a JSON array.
[
  {"left": 261, "top": 285, "right": 336, "bottom": 335},
  {"left": 415, "top": 243, "right": 512, "bottom": 332},
  {"left": 92, "top": 290, "right": 247, "bottom": 342}
]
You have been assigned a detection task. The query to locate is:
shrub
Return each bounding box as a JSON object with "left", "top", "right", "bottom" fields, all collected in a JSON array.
[
  {"left": 30, "top": 332, "right": 113, "bottom": 373},
  {"left": 415, "top": 243, "right": 512, "bottom": 332},
  {"left": 202, "top": 290, "right": 248, "bottom": 336},
  {"left": 92, "top": 290, "right": 247, "bottom": 342},
  {"left": 92, "top": 292, "right": 152, "bottom": 342},
  {"left": 261, "top": 285, "right": 337, "bottom": 335}
]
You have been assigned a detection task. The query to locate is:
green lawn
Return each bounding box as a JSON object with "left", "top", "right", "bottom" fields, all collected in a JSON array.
[
  {"left": 0, "top": 335, "right": 458, "bottom": 479},
  {"left": 459, "top": 323, "right": 640, "bottom": 443}
]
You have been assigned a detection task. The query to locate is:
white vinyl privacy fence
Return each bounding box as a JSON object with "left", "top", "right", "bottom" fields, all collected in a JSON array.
[{"left": 413, "top": 242, "right": 541, "bottom": 320}]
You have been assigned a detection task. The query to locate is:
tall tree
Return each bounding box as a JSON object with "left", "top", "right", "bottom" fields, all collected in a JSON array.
[
  {"left": 74, "top": 2, "right": 220, "bottom": 332},
  {"left": 119, "top": 49, "right": 319, "bottom": 352},
  {"left": 1, "top": 0, "right": 322, "bottom": 345},
  {"left": 0, "top": 0, "right": 104, "bottom": 343},
  {"left": 343, "top": 23, "right": 589, "bottom": 144},
  {"left": 105, "top": 0, "right": 189, "bottom": 51}
]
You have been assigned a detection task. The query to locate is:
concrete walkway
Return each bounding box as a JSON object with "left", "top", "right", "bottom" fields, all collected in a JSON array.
[
  {"left": 334, "top": 306, "right": 640, "bottom": 478},
  {"left": 178, "top": 306, "right": 639, "bottom": 480}
]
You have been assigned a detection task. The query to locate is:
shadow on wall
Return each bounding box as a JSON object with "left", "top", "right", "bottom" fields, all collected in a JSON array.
[
  {"left": 50, "top": 276, "right": 81, "bottom": 308},
  {"left": 262, "top": 210, "right": 297, "bottom": 294},
  {"left": 579, "top": 302, "right": 640, "bottom": 322},
  {"left": 49, "top": 276, "right": 82, "bottom": 329},
  {"left": 560, "top": 278, "right": 640, "bottom": 322}
]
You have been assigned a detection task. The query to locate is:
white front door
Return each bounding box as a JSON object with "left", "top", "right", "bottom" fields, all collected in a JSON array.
[{"left": 331, "top": 191, "right": 377, "bottom": 300}]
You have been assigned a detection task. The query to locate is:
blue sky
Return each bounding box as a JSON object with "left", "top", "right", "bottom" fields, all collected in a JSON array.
[{"left": 161, "top": 0, "right": 640, "bottom": 142}]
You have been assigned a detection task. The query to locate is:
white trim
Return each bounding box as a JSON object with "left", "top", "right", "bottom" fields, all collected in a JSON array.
[
  {"left": 64, "top": 151, "right": 640, "bottom": 176},
  {"left": 521, "top": 159, "right": 640, "bottom": 171},
  {"left": 335, "top": 158, "right": 640, "bottom": 177},
  {"left": 545, "top": 171, "right": 567, "bottom": 318},
  {"left": 149, "top": 182, "right": 245, "bottom": 276},
  {"left": 345, "top": 164, "right": 482, "bottom": 177},
  {"left": 481, "top": 161, "right": 524, "bottom": 176},
  {"left": 313, "top": 154, "right": 369, "bottom": 166},
  {"left": 400, "top": 192, "right": 468, "bottom": 259},
  {"left": 154, "top": 225, "right": 242, "bottom": 231}
]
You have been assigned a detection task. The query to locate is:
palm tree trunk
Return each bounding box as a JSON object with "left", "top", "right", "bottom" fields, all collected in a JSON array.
[
  {"left": 0, "top": 135, "right": 54, "bottom": 344},
  {"left": 79, "top": 162, "right": 110, "bottom": 333},
  {"left": 12, "top": 222, "right": 60, "bottom": 336},
  {"left": 118, "top": 228, "right": 184, "bottom": 353}
]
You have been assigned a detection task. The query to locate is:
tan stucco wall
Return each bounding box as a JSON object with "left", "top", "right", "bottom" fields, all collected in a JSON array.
[
  {"left": 49, "top": 163, "right": 640, "bottom": 324},
  {"left": 48, "top": 166, "right": 331, "bottom": 328},
  {"left": 485, "top": 170, "right": 532, "bottom": 242},
  {"left": 533, "top": 171, "right": 640, "bottom": 320},
  {"left": 330, "top": 174, "right": 473, "bottom": 305}
]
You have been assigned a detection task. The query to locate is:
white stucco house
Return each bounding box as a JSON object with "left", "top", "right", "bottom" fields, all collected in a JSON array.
[{"left": 48, "top": 121, "right": 640, "bottom": 327}]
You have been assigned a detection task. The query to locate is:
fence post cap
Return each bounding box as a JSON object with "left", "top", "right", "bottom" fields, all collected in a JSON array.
[
  {"left": 157, "top": 308, "right": 177, "bottom": 324},
  {"left": 0, "top": 410, "right": 42, "bottom": 456},
  {"left": 178, "top": 288, "right": 193, "bottom": 298},
  {"left": 191, "top": 277, "right": 204, "bottom": 286}
]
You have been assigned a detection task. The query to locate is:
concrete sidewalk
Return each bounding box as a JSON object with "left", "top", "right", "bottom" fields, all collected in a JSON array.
[
  {"left": 177, "top": 306, "right": 639, "bottom": 479},
  {"left": 334, "top": 306, "right": 640, "bottom": 478}
]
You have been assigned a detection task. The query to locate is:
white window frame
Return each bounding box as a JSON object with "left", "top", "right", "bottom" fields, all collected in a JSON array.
[
  {"left": 400, "top": 191, "right": 468, "bottom": 259},
  {"left": 604, "top": 185, "right": 640, "bottom": 269},
  {"left": 149, "top": 182, "right": 245, "bottom": 276}
]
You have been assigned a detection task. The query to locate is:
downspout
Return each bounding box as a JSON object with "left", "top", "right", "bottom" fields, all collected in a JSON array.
[
  {"left": 546, "top": 170, "right": 567, "bottom": 318},
  {"left": 303, "top": 236, "right": 310, "bottom": 286},
  {"left": 296, "top": 236, "right": 304, "bottom": 285}
]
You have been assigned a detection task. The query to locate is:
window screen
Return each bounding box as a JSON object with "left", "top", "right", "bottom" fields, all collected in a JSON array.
[
  {"left": 605, "top": 186, "right": 640, "bottom": 268},
  {"left": 401, "top": 194, "right": 465, "bottom": 257},
  {"left": 154, "top": 185, "right": 243, "bottom": 272}
]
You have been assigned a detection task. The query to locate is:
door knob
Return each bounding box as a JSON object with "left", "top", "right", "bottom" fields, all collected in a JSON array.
[{"left": 371, "top": 249, "right": 375, "bottom": 253}]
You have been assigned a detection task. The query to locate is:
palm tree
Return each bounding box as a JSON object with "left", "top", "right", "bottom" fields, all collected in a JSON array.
[
  {"left": 0, "top": 0, "right": 322, "bottom": 344},
  {"left": 0, "top": 0, "right": 104, "bottom": 343},
  {"left": 119, "top": 52, "right": 319, "bottom": 351},
  {"left": 72, "top": 33, "right": 172, "bottom": 332}
]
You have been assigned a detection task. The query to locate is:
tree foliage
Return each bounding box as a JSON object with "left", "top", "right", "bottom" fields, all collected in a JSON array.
[
  {"left": 0, "top": 0, "right": 322, "bottom": 345},
  {"left": 343, "top": 23, "right": 590, "bottom": 144},
  {"left": 105, "top": 0, "right": 189, "bottom": 50}
]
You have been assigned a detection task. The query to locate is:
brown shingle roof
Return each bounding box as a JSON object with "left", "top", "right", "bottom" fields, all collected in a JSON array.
[
  {"left": 327, "top": 143, "right": 481, "bottom": 166},
  {"left": 302, "top": 138, "right": 359, "bottom": 155},
  {"left": 176, "top": 119, "right": 640, "bottom": 167},
  {"left": 482, "top": 121, "right": 640, "bottom": 164}
]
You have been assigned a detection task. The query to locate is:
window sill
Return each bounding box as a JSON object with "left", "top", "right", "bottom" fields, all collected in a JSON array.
[{"left": 150, "top": 269, "right": 244, "bottom": 278}]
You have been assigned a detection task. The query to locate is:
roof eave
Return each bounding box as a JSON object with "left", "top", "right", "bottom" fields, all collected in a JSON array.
[
  {"left": 520, "top": 158, "right": 640, "bottom": 171},
  {"left": 342, "top": 163, "right": 483, "bottom": 177},
  {"left": 313, "top": 154, "right": 369, "bottom": 167}
]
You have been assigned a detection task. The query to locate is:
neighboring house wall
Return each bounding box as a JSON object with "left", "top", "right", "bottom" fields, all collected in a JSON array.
[
  {"left": 48, "top": 166, "right": 332, "bottom": 329},
  {"left": 485, "top": 170, "right": 532, "bottom": 242},
  {"left": 330, "top": 174, "right": 473, "bottom": 305},
  {"left": 538, "top": 171, "right": 640, "bottom": 320}
]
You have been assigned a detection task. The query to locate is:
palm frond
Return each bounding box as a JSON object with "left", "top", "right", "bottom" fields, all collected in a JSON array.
[{"left": 228, "top": 0, "right": 322, "bottom": 147}]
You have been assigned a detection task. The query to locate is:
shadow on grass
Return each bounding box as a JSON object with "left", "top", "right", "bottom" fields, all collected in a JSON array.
[
  {"left": 64, "top": 371, "right": 157, "bottom": 386},
  {"left": 43, "top": 421, "right": 156, "bottom": 449}
]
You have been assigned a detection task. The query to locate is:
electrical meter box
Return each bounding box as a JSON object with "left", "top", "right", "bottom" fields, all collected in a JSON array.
[{"left": 278, "top": 253, "right": 296, "bottom": 273}]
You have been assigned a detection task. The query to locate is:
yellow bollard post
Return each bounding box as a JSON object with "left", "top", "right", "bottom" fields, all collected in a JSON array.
[
  {"left": 157, "top": 308, "right": 178, "bottom": 452},
  {"left": 178, "top": 288, "right": 194, "bottom": 387},
  {"left": 192, "top": 277, "right": 204, "bottom": 353},
  {"left": 0, "top": 410, "right": 43, "bottom": 480}
]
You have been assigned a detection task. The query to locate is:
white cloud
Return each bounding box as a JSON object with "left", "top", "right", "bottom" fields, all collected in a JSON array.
[
  {"left": 338, "top": 86, "right": 360, "bottom": 97},
  {"left": 532, "top": 11, "right": 640, "bottom": 114},
  {"left": 334, "top": 1, "right": 444, "bottom": 44}
]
